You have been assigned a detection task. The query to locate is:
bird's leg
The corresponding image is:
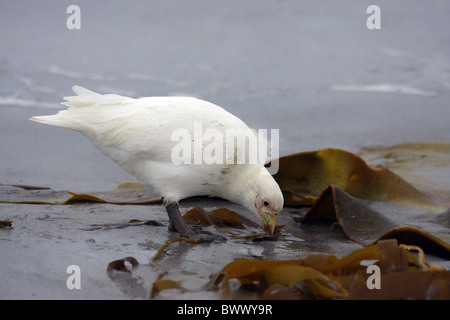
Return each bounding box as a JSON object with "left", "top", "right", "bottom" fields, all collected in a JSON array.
[
  {"left": 165, "top": 201, "right": 192, "bottom": 235},
  {"left": 164, "top": 201, "right": 226, "bottom": 242}
]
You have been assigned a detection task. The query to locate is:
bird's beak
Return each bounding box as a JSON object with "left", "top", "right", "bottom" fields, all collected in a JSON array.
[{"left": 261, "top": 213, "right": 277, "bottom": 235}]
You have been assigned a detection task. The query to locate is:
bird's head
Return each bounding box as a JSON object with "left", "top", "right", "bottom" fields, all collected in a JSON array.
[
  {"left": 254, "top": 193, "right": 283, "bottom": 234},
  {"left": 250, "top": 168, "right": 284, "bottom": 235},
  {"left": 223, "top": 164, "right": 284, "bottom": 235}
]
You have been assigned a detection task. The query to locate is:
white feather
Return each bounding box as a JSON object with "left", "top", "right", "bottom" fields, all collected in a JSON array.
[{"left": 30, "top": 86, "right": 283, "bottom": 219}]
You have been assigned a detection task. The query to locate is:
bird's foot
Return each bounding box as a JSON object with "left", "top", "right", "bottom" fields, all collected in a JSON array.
[
  {"left": 165, "top": 201, "right": 226, "bottom": 243},
  {"left": 174, "top": 224, "right": 227, "bottom": 243},
  {"left": 180, "top": 232, "right": 227, "bottom": 243}
]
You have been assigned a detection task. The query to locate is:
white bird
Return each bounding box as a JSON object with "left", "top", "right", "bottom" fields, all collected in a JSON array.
[{"left": 31, "top": 86, "right": 283, "bottom": 240}]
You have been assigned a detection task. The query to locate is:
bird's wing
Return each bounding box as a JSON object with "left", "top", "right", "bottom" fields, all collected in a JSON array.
[
  {"left": 32, "top": 86, "right": 264, "bottom": 166},
  {"left": 102, "top": 96, "right": 261, "bottom": 165}
]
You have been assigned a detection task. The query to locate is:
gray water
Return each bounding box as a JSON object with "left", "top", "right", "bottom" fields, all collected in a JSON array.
[{"left": 2, "top": 1, "right": 450, "bottom": 154}]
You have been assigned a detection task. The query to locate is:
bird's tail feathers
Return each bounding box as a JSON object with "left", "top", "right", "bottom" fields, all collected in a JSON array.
[
  {"left": 30, "top": 86, "right": 135, "bottom": 130},
  {"left": 61, "top": 85, "right": 132, "bottom": 109},
  {"left": 61, "top": 85, "right": 104, "bottom": 108},
  {"left": 30, "top": 112, "right": 83, "bottom": 131},
  {"left": 30, "top": 86, "right": 102, "bottom": 130}
]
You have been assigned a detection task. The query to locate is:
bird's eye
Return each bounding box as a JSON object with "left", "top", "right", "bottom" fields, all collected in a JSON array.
[{"left": 263, "top": 200, "right": 270, "bottom": 207}]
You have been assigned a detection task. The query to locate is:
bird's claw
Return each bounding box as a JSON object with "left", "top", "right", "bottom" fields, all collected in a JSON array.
[{"left": 180, "top": 227, "right": 227, "bottom": 243}]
